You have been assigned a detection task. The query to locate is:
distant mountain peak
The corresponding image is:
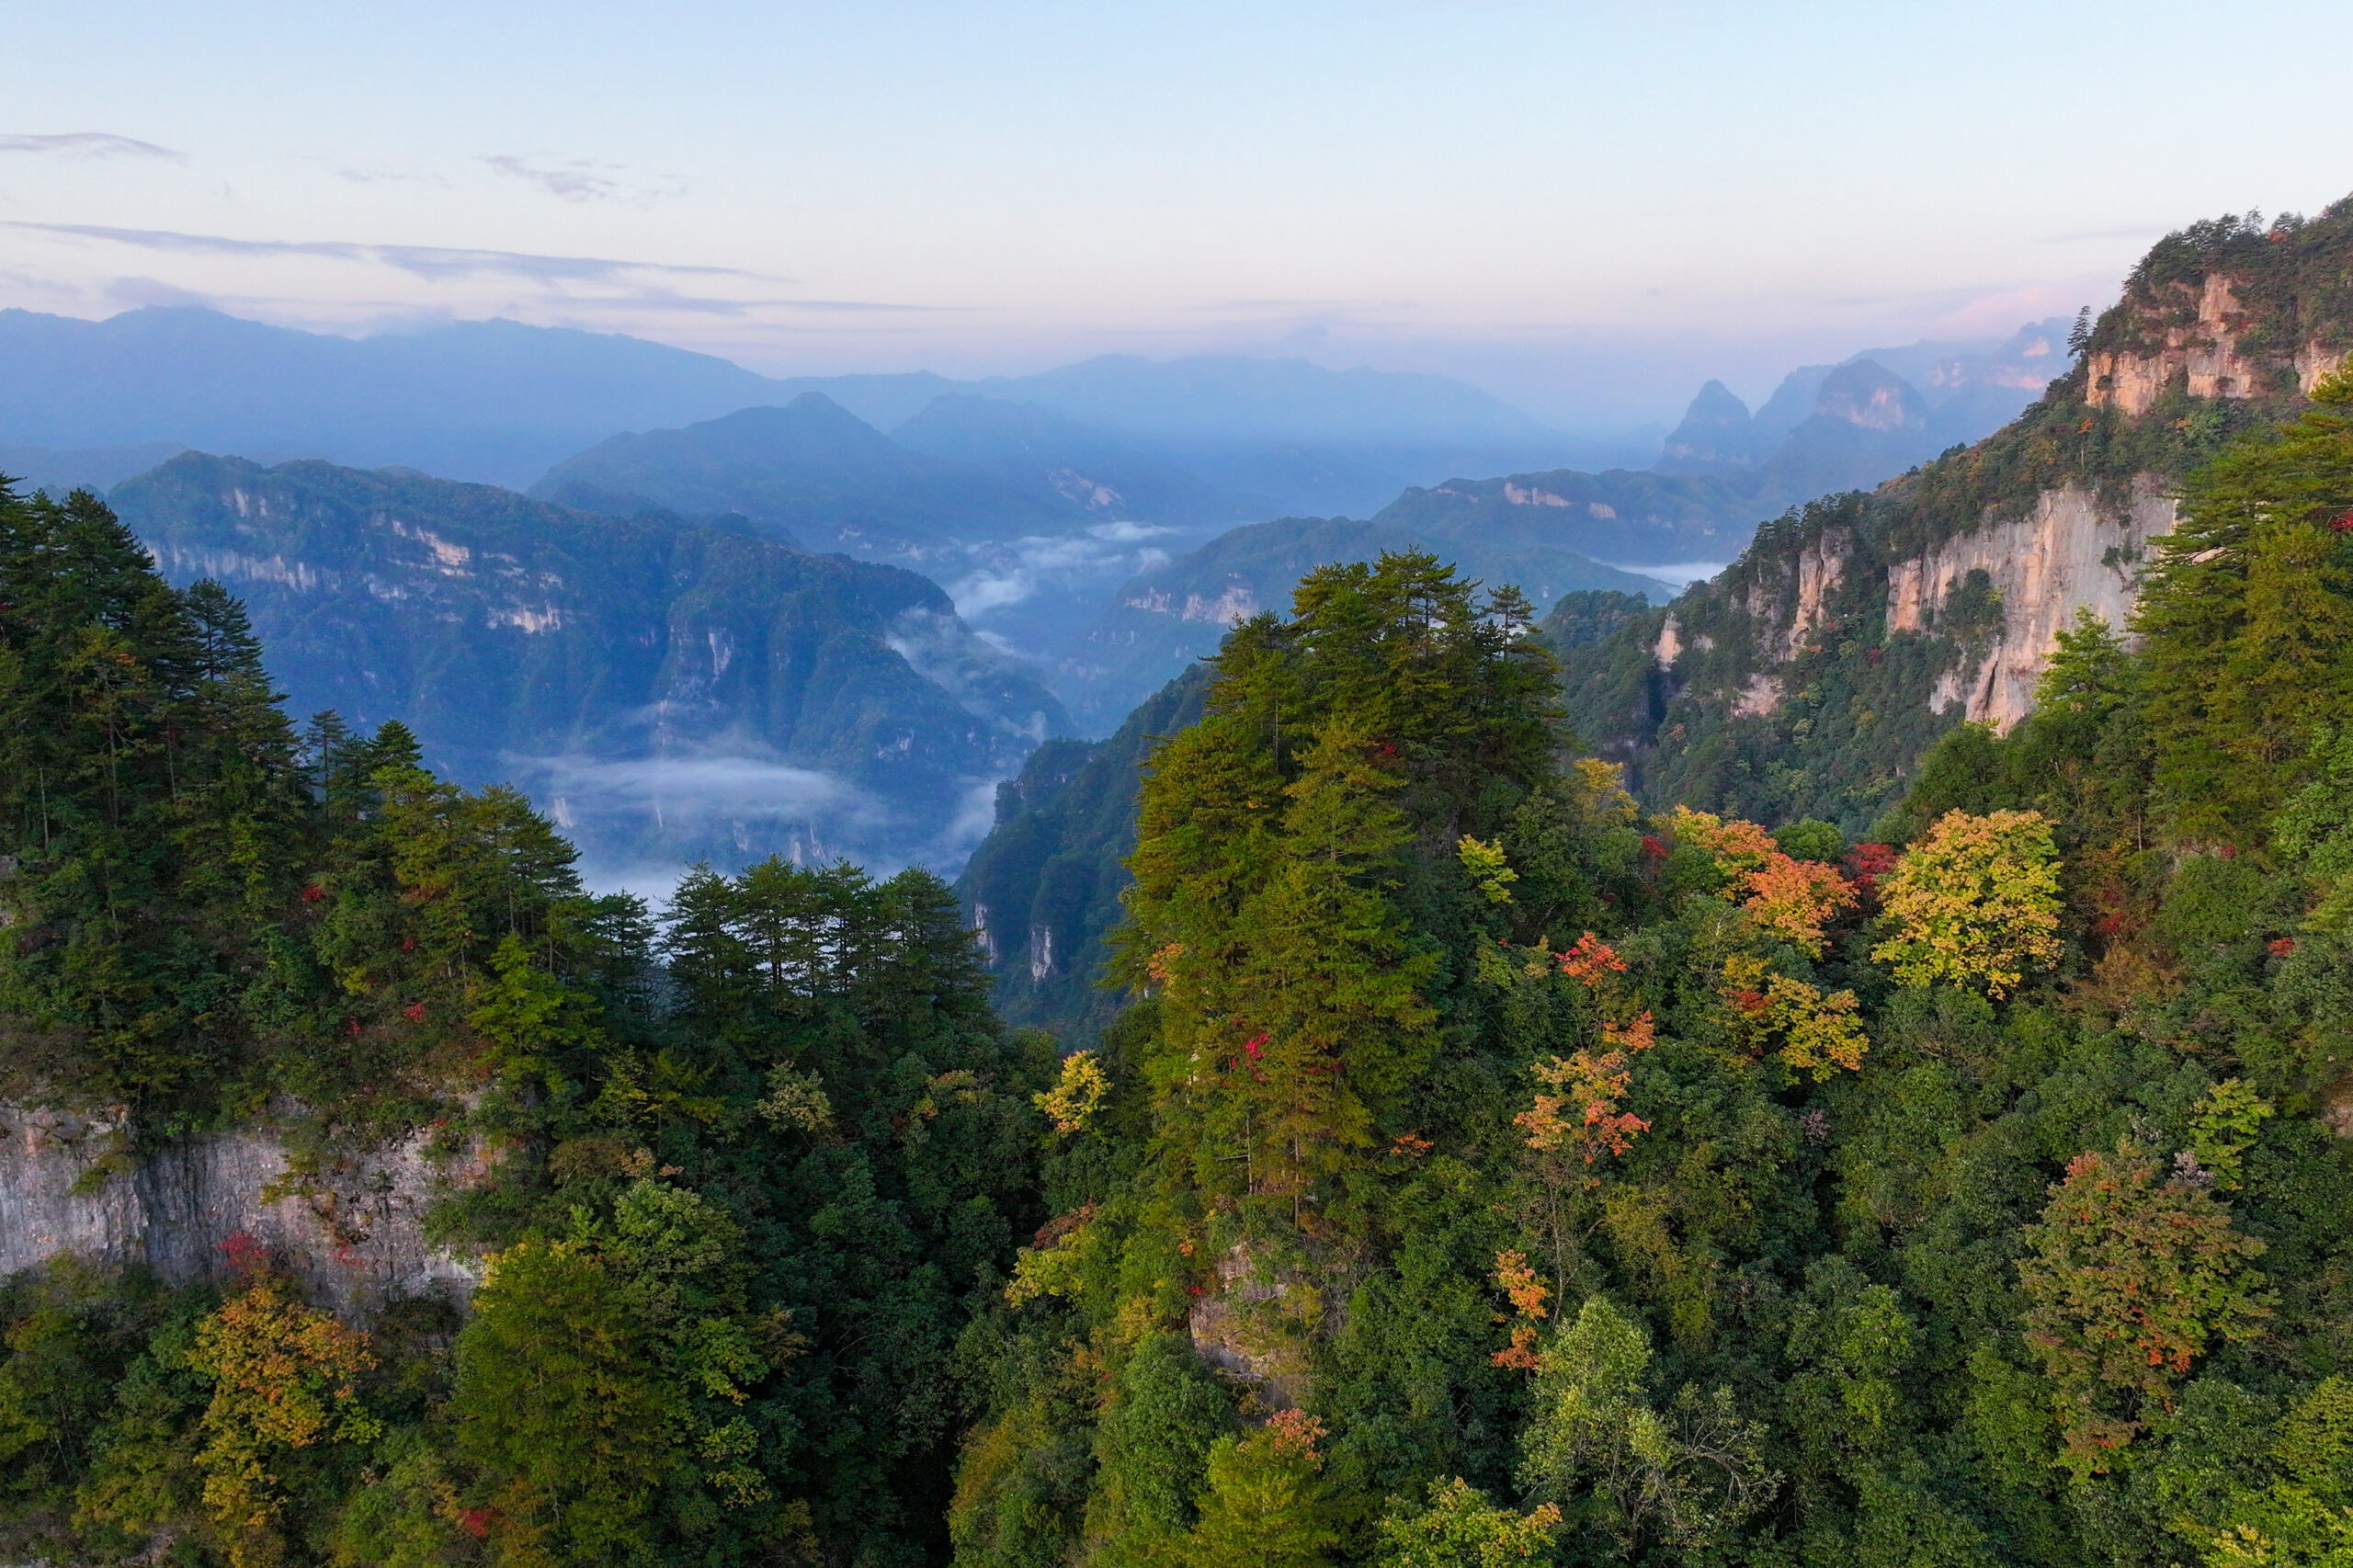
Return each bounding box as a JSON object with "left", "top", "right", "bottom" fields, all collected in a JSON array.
[
  {"left": 1813, "top": 359, "right": 1927, "bottom": 432},
  {"left": 1683, "top": 380, "right": 1751, "bottom": 424},
  {"left": 1655, "top": 380, "right": 1757, "bottom": 473}
]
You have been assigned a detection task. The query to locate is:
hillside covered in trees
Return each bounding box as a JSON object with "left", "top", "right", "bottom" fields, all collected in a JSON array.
[
  {"left": 1560, "top": 199, "right": 2353, "bottom": 834},
  {"left": 4, "top": 312, "right": 2353, "bottom": 1568},
  {"left": 107, "top": 450, "right": 1063, "bottom": 877}
]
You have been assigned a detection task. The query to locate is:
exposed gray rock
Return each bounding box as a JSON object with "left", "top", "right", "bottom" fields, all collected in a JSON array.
[{"left": 0, "top": 1104, "right": 478, "bottom": 1314}]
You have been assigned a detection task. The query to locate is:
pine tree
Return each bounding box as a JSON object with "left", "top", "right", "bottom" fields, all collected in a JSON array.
[{"left": 2135, "top": 367, "right": 2353, "bottom": 841}]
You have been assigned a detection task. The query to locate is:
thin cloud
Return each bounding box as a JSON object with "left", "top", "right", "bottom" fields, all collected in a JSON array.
[
  {"left": 1194, "top": 296, "right": 1422, "bottom": 313},
  {"left": 5, "top": 222, "right": 956, "bottom": 313},
  {"left": 6, "top": 221, "right": 765, "bottom": 284},
  {"left": 483, "top": 154, "right": 679, "bottom": 206},
  {"left": 103, "top": 275, "right": 214, "bottom": 308},
  {"left": 575, "top": 287, "right": 960, "bottom": 316},
  {"left": 0, "top": 131, "right": 183, "bottom": 160},
  {"left": 335, "top": 165, "right": 452, "bottom": 189}
]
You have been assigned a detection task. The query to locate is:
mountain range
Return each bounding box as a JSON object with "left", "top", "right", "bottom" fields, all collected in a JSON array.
[
  {"left": 2, "top": 302, "right": 2081, "bottom": 882},
  {"left": 946, "top": 214, "right": 2347, "bottom": 1023},
  {"left": 0, "top": 306, "right": 1591, "bottom": 506},
  {"left": 1552, "top": 206, "right": 2353, "bottom": 836},
  {"left": 108, "top": 451, "right": 1063, "bottom": 882}
]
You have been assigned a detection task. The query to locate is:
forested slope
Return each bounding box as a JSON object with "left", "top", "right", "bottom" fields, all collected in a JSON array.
[
  {"left": 944, "top": 362, "right": 2353, "bottom": 1565},
  {"left": 110, "top": 451, "right": 1063, "bottom": 874},
  {"left": 0, "top": 482, "right": 1062, "bottom": 1566},
  {"left": 1561, "top": 199, "right": 2353, "bottom": 834},
  {"left": 954, "top": 668, "right": 1211, "bottom": 1032},
  {"left": 4, "top": 206, "right": 2353, "bottom": 1568},
  {"left": 1057, "top": 518, "right": 1665, "bottom": 735}
]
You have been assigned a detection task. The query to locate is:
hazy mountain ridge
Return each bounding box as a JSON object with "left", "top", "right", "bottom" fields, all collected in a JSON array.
[
  {"left": 1560, "top": 201, "right": 2353, "bottom": 834},
  {"left": 0, "top": 306, "right": 782, "bottom": 488},
  {"left": 891, "top": 393, "right": 1233, "bottom": 527},
  {"left": 1369, "top": 466, "right": 1752, "bottom": 566},
  {"left": 531, "top": 392, "right": 1079, "bottom": 556},
  {"left": 111, "top": 451, "right": 1066, "bottom": 879},
  {"left": 1054, "top": 516, "right": 1671, "bottom": 733},
  {"left": 1377, "top": 319, "right": 2075, "bottom": 574},
  {"left": 0, "top": 306, "right": 1588, "bottom": 507}
]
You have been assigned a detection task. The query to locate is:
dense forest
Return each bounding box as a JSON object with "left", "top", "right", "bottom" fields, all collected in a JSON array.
[{"left": 4, "top": 364, "right": 2352, "bottom": 1568}]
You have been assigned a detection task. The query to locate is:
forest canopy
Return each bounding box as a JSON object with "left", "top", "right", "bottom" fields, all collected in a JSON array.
[{"left": 3, "top": 369, "right": 2353, "bottom": 1568}]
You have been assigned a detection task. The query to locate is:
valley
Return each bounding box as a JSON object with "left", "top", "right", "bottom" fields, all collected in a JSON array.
[
  {"left": 6, "top": 183, "right": 2351, "bottom": 1568},
  {"left": 6, "top": 303, "right": 2075, "bottom": 883}
]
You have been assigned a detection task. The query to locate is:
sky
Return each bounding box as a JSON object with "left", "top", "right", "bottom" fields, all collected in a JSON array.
[{"left": 5, "top": 0, "right": 2350, "bottom": 433}]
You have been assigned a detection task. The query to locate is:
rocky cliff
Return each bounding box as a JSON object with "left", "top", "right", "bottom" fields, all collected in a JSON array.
[
  {"left": 1563, "top": 198, "right": 2353, "bottom": 832},
  {"left": 0, "top": 1106, "right": 477, "bottom": 1314},
  {"left": 1890, "top": 478, "right": 2178, "bottom": 730}
]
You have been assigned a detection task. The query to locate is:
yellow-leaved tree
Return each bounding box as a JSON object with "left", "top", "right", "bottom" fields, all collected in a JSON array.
[
  {"left": 1872, "top": 809, "right": 2063, "bottom": 997},
  {"left": 188, "top": 1270, "right": 380, "bottom": 1568}
]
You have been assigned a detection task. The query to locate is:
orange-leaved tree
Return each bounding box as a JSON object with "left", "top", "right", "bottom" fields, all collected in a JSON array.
[
  {"left": 1490, "top": 1249, "right": 1552, "bottom": 1369},
  {"left": 1669, "top": 808, "right": 1856, "bottom": 955},
  {"left": 1518, "top": 935, "right": 1656, "bottom": 1170}
]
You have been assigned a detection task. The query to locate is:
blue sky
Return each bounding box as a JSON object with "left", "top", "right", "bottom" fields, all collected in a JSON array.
[{"left": 5, "top": 0, "right": 2349, "bottom": 430}]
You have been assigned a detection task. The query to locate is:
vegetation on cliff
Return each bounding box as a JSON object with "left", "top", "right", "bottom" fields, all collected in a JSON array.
[
  {"left": 1559, "top": 198, "right": 2353, "bottom": 834},
  {"left": 931, "top": 375, "right": 2353, "bottom": 1566},
  {"left": 109, "top": 450, "right": 1064, "bottom": 876},
  {"left": 0, "top": 482, "right": 1060, "bottom": 1566}
]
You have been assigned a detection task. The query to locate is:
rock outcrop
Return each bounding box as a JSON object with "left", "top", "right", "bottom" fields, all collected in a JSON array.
[
  {"left": 1891, "top": 478, "right": 2178, "bottom": 730},
  {"left": 2086, "top": 275, "right": 2266, "bottom": 416},
  {"left": 0, "top": 1105, "right": 478, "bottom": 1314},
  {"left": 1186, "top": 1244, "right": 1317, "bottom": 1412}
]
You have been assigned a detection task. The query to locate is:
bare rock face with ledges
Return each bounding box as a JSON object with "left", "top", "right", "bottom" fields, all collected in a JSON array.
[{"left": 0, "top": 1104, "right": 483, "bottom": 1314}]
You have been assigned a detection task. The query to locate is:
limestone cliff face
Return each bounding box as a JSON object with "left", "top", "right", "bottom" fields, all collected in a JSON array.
[
  {"left": 2087, "top": 272, "right": 2349, "bottom": 417},
  {"left": 1562, "top": 199, "right": 2353, "bottom": 832},
  {"left": 0, "top": 1106, "right": 478, "bottom": 1314},
  {"left": 1716, "top": 527, "right": 1851, "bottom": 717},
  {"left": 1891, "top": 479, "right": 2178, "bottom": 731},
  {"left": 1746, "top": 528, "right": 1850, "bottom": 665},
  {"left": 2086, "top": 275, "right": 2267, "bottom": 416}
]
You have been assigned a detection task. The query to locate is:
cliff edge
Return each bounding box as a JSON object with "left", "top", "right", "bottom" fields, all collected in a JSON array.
[{"left": 1563, "top": 198, "right": 2353, "bottom": 832}]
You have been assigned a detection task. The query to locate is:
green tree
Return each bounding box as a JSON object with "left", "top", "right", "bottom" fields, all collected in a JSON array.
[
  {"left": 2017, "top": 1141, "right": 2274, "bottom": 1474},
  {"left": 1374, "top": 1477, "right": 1559, "bottom": 1568},
  {"left": 2201, "top": 1378, "right": 2353, "bottom": 1567},
  {"left": 1518, "top": 1298, "right": 1772, "bottom": 1558},
  {"left": 0, "top": 484, "right": 306, "bottom": 1108},
  {"left": 2134, "top": 367, "right": 2353, "bottom": 841},
  {"left": 449, "top": 1240, "right": 683, "bottom": 1565},
  {"left": 1186, "top": 1413, "right": 1341, "bottom": 1568},
  {"left": 1092, "top": 1333, "right": 1233, "bottom": 1547}
]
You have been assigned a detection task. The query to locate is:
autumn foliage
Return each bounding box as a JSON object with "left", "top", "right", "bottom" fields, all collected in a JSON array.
[
  {"left": 1670, "top": 808, "right": 1857, "bottom": 954},
  {"left": 1872, "top": 808, "right": 2064, "bottom": 995},
  {"left": 2017, "top": 1140, "right": 2274, "bottom": 1471}
]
